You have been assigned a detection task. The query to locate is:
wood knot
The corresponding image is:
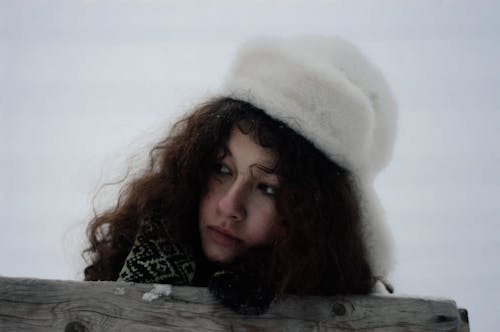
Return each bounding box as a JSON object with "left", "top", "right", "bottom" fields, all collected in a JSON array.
[
  {"left": 435, "top": 314, "right": 456, "bottom": 323},
  {"left": 65, "top": 321, "right": 89, "bottom": 332},
  {"left": 459, "top": 308, "right": 469, "bottom": 323},
  {"left": 331, "top": 302, "right": 346, "bottom": 316}
]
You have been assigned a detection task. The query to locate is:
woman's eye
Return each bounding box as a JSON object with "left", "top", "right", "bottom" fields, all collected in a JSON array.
[
  {"left": 258, "top": 183, "right": 278, "bottom": 197},
  {"left": 215, "top": 163, "right": 231, "bottom": 176}
]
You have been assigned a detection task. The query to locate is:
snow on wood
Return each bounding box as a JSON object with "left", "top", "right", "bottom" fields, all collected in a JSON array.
[{"left": 142, "top": 284, "right": 172, "bottom": 302}]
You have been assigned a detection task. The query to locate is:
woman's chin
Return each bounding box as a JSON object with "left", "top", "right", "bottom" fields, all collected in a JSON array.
[{"left": 204, "top": 248, "right": 236, "bottom": 265}]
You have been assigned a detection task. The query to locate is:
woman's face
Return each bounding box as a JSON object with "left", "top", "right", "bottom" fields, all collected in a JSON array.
[{"left": 199, "top": 127, "right": 283, "bottom": 264}]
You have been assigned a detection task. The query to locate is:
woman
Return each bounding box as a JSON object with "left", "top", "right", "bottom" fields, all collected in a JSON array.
[{"left": 83, "top": 36, "right": 397, "bottom": 314}]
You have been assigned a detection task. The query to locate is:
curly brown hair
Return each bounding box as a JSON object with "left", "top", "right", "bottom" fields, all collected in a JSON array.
[{"left": 83, "top": 97, "right": 373, "bottom": 295}]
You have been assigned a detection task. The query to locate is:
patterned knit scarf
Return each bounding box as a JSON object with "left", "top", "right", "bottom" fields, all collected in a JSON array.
[{"left": 117, "top": 219, "right": 196, "bottom": 285}]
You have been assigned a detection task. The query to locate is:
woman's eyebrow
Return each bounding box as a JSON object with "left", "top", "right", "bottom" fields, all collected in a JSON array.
[
  {"left": 224, "top": 144, "right": 276, "bottom": 173},
  {"left": 250, "top": 165, "right": 280, "bottom": 186},
  {"left": 254, "top": 164, "right": 276, "bottom": 174},
  {"left": 219, "top": 145, "right": 231, "bottom": 158}
]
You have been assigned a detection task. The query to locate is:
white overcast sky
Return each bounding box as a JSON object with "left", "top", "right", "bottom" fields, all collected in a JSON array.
[{"left": 1, "top": 0, "right": 499, "bottom": 330}]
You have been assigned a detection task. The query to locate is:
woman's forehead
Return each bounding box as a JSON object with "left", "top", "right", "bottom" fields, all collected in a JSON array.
[{"left": 224, "top": 127, "right": 277, "bottom": 169}]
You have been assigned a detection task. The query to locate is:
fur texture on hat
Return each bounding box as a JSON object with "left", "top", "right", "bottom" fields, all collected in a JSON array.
[{"left": 221, "top": 36, "right": 397, "bottom": 283}]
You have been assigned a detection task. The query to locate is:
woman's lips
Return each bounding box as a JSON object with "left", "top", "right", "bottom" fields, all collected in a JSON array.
[{"left": 208, "top": 226, "right": 240, "bottom": 247}]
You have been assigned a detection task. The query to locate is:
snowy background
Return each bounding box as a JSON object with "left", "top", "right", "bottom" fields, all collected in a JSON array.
[{"left": 1, "top": 0, "right": 499, "bottom": 330}]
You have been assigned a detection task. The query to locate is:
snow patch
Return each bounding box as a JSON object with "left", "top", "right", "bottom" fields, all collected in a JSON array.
[
  {"left": 142, "top": 284, "right": 172, "bottom": 302},
  {"left": 114, "top": 287, "right": 125, "bottom": 295}
]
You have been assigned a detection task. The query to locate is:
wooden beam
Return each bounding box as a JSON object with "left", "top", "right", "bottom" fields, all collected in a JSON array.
[{"left": 0, "top": 277, "right": 469, "bottom": 331}]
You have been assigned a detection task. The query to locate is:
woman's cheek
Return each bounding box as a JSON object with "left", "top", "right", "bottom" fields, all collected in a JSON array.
[{"left": 246, "top": 207, "right": 280, "bottom": 246}]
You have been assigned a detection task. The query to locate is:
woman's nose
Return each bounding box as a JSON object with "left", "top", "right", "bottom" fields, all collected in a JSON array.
[{"left": 217, "top": 181, "right": 247, "bottom": 221}]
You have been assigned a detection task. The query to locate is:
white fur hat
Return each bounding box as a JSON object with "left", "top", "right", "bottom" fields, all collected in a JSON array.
[{"left": 222, "top": 36, "right": 397, "bottom": 282}]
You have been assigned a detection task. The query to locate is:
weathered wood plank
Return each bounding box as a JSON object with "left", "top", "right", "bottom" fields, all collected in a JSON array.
[{"left": 0, "top": 277, "right": 469, "bottom": 331}]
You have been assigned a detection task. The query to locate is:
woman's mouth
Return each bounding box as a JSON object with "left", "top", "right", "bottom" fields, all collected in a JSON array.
[{"left": 208, "top": 226, "right": 241, "bottom": 247}]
